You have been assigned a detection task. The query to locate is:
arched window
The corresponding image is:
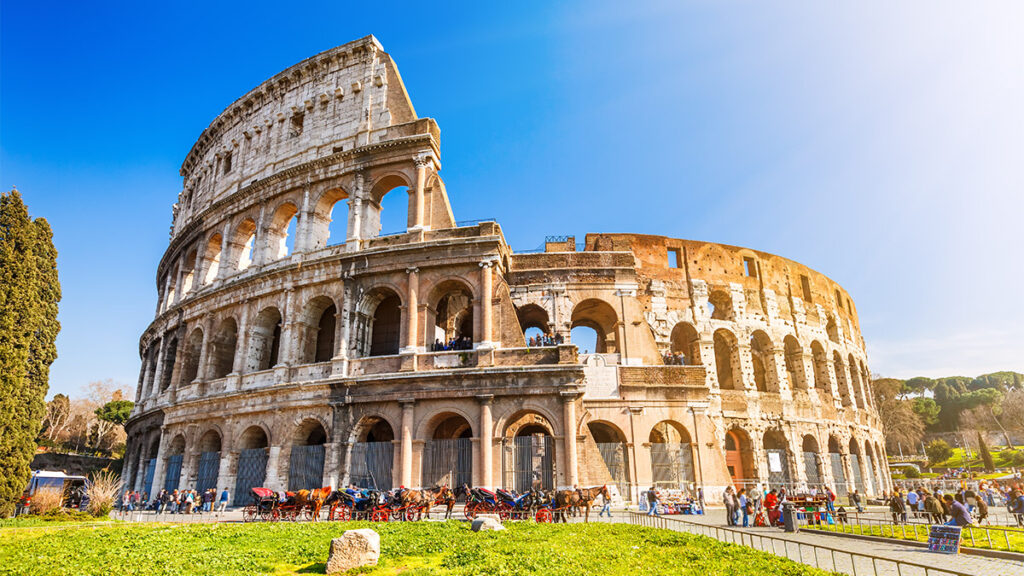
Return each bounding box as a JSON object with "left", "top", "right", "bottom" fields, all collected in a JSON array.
[
  {"left": 516, "top": 304, "right": 551, "bottom": 345},
  {"left": 668, "top": 322, "right": 701, "bottom": 366},
  {"left": 428, "top": 280, "right": 474, "bottom": 350},
  {"left": 370, "top": 175, "right": 411, "bottom": 237},
  {"left": 354, "top": 289, "right": 402, "bottom": 357},
  {"left": 826, "top": 316, "right": 840, "bottom": 343},
  {"left": 849, "top": 353, "right": 865, "bottom": 408},
  {"left": 265, "top": 202, "right": 298, "bottom": 261},
  {"left": 299, "top": 296, "right": 337, "bottom": 364},
  {"left": 247, "top": 307, "right": 283, "bottom": 371},
  {"left": 179, "top": 328, "right": 204, "bottom": 386},
  {"left": 707, "top": 289, "right": 733, "bottom": 321},
  {"left": 159, "top": 337, "right": 178, "bottom": 392},
  {"left": 713, "top": 329, "right": 739, "bottom": 389},
  {"left": 750, "top": 330, "right": 776, "bottom": 392},
  {"left": 233, "top": 219, "right": 257, "bottom": 271},
  {"left": 810, "top": 340, "right": 828, "bottom": 392},
  {"left": 202, "top": 234, "right": 222, "bottom": 285},
  {"left": 310, "top": 188, "right": 349, "bottom": 249},
  {"left": 784, "top": 335, "right": 807, "bottom": 390},
  {"left": 180, "top": 250, "right": 198, "bottom": 294},
  {"left": 833, "top": 351, "right": 852, "bottom": 406},
  {"left": 209, "top": 318, "right": 238, "bottom": 379},
  {"left": 570, "top": 299, "right": 619, "bottom": 355}
]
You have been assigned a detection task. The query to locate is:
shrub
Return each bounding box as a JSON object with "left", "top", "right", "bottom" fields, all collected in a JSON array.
[
  {"left": 926, "top": 439, "right": 953, "bottom": 466},
  {"left": 903, "top": 467, "right": 921, "bottom": 479},
  {"left": 86, "top": 470, "right": 121, "bottom": 518},
  {"left": 1001, "top": 448, "right": 1018, "bottom": 461},
  {"left": 28, "top": 489, "right": 64, "bottom": 516},
  {"left": 1014, "top": 451, "right": 1024, "bottom": 466}
]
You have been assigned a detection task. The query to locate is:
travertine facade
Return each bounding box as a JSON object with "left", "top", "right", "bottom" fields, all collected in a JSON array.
[{"left": 124, "top": 36, "right": 890, "bottom": 505}]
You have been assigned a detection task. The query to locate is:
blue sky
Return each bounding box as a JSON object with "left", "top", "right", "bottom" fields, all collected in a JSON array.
[{"left": 2, "top": 1, "right": 1022, "bottom": 398}]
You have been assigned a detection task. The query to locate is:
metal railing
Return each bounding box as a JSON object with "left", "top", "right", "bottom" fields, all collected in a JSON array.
[
  {"left": 800, "top": 510, "right": 1024, "bottom": 554},
  {"left": 455, "top": 218, "right": 496, "bottom": 227},
  {"left": 627, "top": 512, "right": 972, "bottom": 576}
]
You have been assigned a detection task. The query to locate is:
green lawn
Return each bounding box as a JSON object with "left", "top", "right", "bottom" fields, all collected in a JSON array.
[
  {"left": 0, "top": 519, "right": 840, "bottom": 576},
  {"left": 933, "top": 446, "right": 1019, "bottom": 470},
  {"left": 806, "top": 522, "right": 1024, "bottom": 554}
]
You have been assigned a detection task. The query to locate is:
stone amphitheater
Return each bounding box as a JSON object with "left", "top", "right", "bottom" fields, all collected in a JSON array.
[{"left": 123, "top": 35, "right": 890, "bottom": 506}]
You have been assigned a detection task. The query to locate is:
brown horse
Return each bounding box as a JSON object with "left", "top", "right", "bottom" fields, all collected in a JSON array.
[
  {"left": 306, "top": 487, "right": 332, "bottom": 520},
  {"left": 553, "top": 485, "right": 610, "bottom": 523},
  {"left": 399, "top": 487, "right": 444, "bottom": 520}
]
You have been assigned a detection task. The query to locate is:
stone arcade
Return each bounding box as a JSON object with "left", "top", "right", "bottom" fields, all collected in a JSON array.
[{"left": 124, "top": 36, "right": 890, "bottom": 506}]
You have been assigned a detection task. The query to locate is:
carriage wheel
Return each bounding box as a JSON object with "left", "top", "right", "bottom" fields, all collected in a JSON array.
[
  {"left": 303, "top": 508, "right": 315, "bottom": 522},
  {"left": 242, "top": 506, "right": 256, "bottom": 522},
  {"left": 404, "top": 508, "right": 420, "bottom": 522},
  {"left": 371, "top": 509, "right": 389, "bottom": 522},
  {"left": 336, "top": 506, "right": 352, "bottom": 521},
  {"left": 464, "top": 502, "right": 478, "bottom": 519},
  {"left": 496, "top": 503, "right": 512, "bottom": 521},
  {"left": 535, "top": 508, "right": 553, "bottom": 523}
]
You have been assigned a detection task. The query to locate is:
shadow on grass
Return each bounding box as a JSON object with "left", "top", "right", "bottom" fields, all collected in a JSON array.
[{"left": 297, "top": 562, "right": 326, "bottom": 573}]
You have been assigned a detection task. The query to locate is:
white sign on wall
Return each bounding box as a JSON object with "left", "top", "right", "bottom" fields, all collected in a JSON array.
[{"left": 768, "top": 452, "right": 783, "bottom": 473}]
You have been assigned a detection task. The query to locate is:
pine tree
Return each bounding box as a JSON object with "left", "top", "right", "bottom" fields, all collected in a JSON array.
[
  {"left": 0, "top": 189, "right": 61, "bottom": 517},
  {"left": 977, "top": 431, "right": 995, "bottom": 472}
]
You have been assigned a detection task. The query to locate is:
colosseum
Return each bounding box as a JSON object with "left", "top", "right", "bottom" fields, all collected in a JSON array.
[{"left": 123, "top": 35, "right": 891, "bottom": 507}]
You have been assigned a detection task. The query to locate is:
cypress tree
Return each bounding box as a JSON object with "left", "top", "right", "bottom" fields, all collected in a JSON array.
[{"left": 0, "top": 189, "right": 61, "bottom": 517}]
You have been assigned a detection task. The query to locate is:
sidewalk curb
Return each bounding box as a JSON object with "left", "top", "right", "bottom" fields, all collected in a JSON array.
[{"left": 808, "top": 528, "right": 1024, "bottom": 563}]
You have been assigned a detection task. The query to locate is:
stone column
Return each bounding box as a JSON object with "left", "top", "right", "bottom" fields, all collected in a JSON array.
[
  {"left": 151, "top": 436, "right": 169, "bottom": 498},
  {"left": 737, "top": 342, "right": 755, "bottom": 391},
  {"left": 411, "top": 155, "right": 429, "bottom": 230},
  {"left": 477, "top": 395, "right": 494, "bottom": 489},
  {"left": 346, "top": 172, "right": 364, "bottom": 251},
  {"left": 232, "top": 306, "right": 249, "bottom": 377},
  {"left": 217, "top": 452, "right": 234, "bottom": 496},
  {"left": 799, "top": 352, "right": 815, "bottom": 391},
  {"left": 400, "top": 399, "right": 415, "bottom": 487},
  {"left": 134, "top": 453, "right": 147, "bottom": 493},
  {"left": 216, "top": 222, "right": 232, "bottom": 281},
  {"left": 150, "top": 339, "right": 167, "bottom": 400},
  {"left": 322, "top": 442, "right": 340, "bottom": 489},
  {"left": 478, "top": 260, "right": 494, "bottom": 348},
  {"left": 195, "top": 322, "right": 211, "bottom": 382},
  {"left": 264, "top": 446, "right": 282, "bottom": 491},
  {"left": 561, "top": 392, "right": 579, "bottom": 488},
  {"left": 402, "top": 268, "right": 419, "bottom": 353}
]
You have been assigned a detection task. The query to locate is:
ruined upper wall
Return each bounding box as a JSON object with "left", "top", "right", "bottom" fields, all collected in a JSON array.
[
  {"left": 169, "top": 35, "right": 421, "bottom": 238},
  {"left": 584, "top": 232, "right": 863, "bottom": 344}
]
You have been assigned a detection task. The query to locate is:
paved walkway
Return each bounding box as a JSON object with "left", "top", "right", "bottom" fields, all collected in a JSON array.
[{"left": 674, "top": 509, "right": 1024, "bottom": 576}]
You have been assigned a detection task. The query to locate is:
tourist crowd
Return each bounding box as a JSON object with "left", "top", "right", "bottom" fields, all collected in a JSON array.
[
  {"left": 662, "top": 352, "right": 689, "bottom": 366},
  {"left": 527, "top": 333, "right": 563, "bottom": 347},
  {"left": 888, "top": 481, "right": 1024, "bottom": 527},
  {"left": 431, "top": 336, "right": 473, "bottom": 351},
  {"left": 119, "top": 488, "right": 231, "bottom": 514}
]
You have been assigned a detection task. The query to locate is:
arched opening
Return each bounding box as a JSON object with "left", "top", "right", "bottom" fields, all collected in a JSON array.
[
  {"left": 350, "top": 417, "right": 394, "bottom": 490},
  {"left": 863, "top": 442, "right": 878, "bottom": 496},
  {"left": 208, "top": 318, "right": 238, "bottom": 379},
  {"left": 828, "top": 436, "right": 848, "bottom": 498},
  {"left": 570, "top": 299, "right": 619, "bottom": 355},
  {"left": 802, "top": 435, "right": 822, "bottom": 488},
  {"left": 310, "top": 187, "right": 350, "bottom": 249},
  {"left": 504, "top": 412, "right": 555, "bottom": 492},
  {"left": 763, "top": 429, "right": 791, "bottom": 487},
  {"left": 142, "top": 436, "right": 160, "bottom": 497},
  {"left": 588, "top": 421, "right": 630, "bottom": 499},
  {"left": 810, "top": 341, "right": 828, "bottom": 392},
  {"left": 713, "top": 329, "right": 740, "bottom": 389},
  {"left": 195, "top": 429, "right": 222, "bottom": 493},
  {"left": 247, "top": 307, "right": 282, "bottom": 372},
  {"left": 289, "top": 420, "right": 328, "bottom": 491},
  {"left": 750, "top": 330, "right": 777, "bottom": 392},
  {"left": 707, "top": 289, "right": 733, "bottom": 321},
  {"left": 370, "top": 175, "right": 412, "bottom": 237},
  {"left": 516, "top": 304, "right": 552, "bottom": 346},
  {"left": 202, "top": 234, "right": 223, "bottom": 285},
  {"left": 848, "top": 353, "right": 865, "bottom": 408},
  {"left": 159, "top": 337, "right": 178, "bottom": 393},
  {"left": 423, "top": 414, "right": 473, "bottom": 488},
  {"left": 848, "top": 438, "right": 865, "bottom": 494},
  {"left": 826, "top": 316, "right": 840, "bottom": 343},
  {"left": 179, "top": 328, "right": 204, "bottom": 386},
  {"left": 354, "top": 288, "right": 402, "bottom": 357},
  {"left": 232, "top": 219, "right": 257, "bottom": 272},
  {"left": 833, "top": 351, "right": 852, "bottom": 406},
  {"left": 180, "top": 250, "right": 198, "bottom": 294},
  {"left": 725, "top": 427, "right": 754, "bottom": 488},
  {"left": 233, "top": 426, "right": 269, "bottom": 505},
  {"left": 861, "top": 362, "right": 873, "bottom": 408},
  {"left": 668, "top": 322, "right": 701, "bottom": 366},
  {"left": 648, "top": 421, "right": 694, "bottom": 490},
  {"left": 784, "top": 335, "right": 807, "bottom": 390},
  {"left": 428, "top": 280, "right": 474, "bottom": 351},
  {"left": 299, "top": 296, "right": 337, "bottom": 364},
  {"left": 165, "top": 435, "right": 186, "bottom": 492},
  {"left": 265, "top": 202, "right": 299, "bottom": 261}
]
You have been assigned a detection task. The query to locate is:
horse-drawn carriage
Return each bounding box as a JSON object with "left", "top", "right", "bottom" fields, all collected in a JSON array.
[
  {"left": 242, "top": 487, "right": 330, "bottom": 522},
  {"left": 325, "top": 486, "right": 457, "bottom": 522}
]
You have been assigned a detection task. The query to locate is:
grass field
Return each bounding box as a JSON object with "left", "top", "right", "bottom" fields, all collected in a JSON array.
[
  {"left": 806, "top": 522, "right": 1024, "bottom": 554},
  {"left": 0, "top": 519, "right": 840, "bottom": 576}
]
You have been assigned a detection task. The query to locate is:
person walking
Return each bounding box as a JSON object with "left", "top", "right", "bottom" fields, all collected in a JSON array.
[
  {"left": 889, "top": 490, "right": 906, "bottom": 524},
  {"left": 217, "top": 488, "right": 230, "bottom": 513},
  {"left": 597, "top": 492, "right": 612, "bottom": 519},
  {"left": 923, "top": 491, "right": 944, "bottom": 524},
  {"left": 646, "top": 488, "right": 660, "bottom": 517},
  {"left": 851, "top": 490, "right": 864, "bottom": 513}
]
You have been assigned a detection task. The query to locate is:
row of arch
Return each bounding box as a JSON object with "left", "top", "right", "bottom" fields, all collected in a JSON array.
[{"left": 159, "top": 173, "right": 417, "bottom": 315}]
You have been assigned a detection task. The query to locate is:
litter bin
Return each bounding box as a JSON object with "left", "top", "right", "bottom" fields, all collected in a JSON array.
[{"left": 782, "top": 502, "right": 799, "bottom": 533}]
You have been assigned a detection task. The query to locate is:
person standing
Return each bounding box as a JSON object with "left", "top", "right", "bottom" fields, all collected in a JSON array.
[
  {"left": 889, "top": 490, "right": 906, "bottom": 524},
  {"left": 851, "top": 490, "right": 864, "bottom": 513},
  {"left": 738, "top": 488, "right": 750, "bottom": 527},
  {"left": 723, "top": 486, "right": 737, "bottom": 526}
]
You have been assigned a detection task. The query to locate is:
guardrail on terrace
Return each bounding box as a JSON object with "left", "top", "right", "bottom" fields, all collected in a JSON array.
[
  {"left": 627, "top": 512, "right": 972, "bottom": 576},
  {"left": 799, "top": 510, "right": 1024, "bottom": 554}
]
